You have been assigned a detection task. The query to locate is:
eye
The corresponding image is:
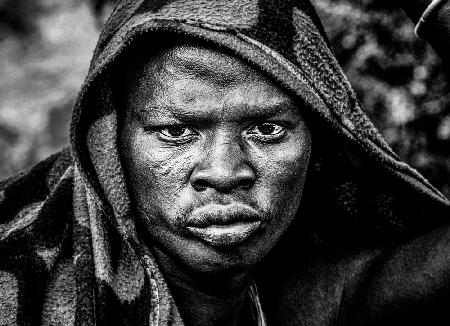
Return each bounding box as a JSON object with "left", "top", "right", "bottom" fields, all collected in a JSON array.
[
  {"left": 247, "top": 122, "right": 286, "bottom": 141},
  {"left": 156, "top": 125, "right": 198, "bottom": 142}
]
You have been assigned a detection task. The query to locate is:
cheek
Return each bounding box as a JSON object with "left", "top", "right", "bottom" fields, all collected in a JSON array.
[
  {"left": 253, "top": 138, "right": 311, "bottom": 215},
  {"left": 249, "top": 145, "right": 310, "bottom": 257},
  {"left": 121, "top": 130, "right": 197, "bottom": 218}
]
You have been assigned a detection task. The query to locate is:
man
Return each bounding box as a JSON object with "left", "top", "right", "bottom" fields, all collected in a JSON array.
[{"left": 0, "top": 0, "right": 449, "bottom": 325}]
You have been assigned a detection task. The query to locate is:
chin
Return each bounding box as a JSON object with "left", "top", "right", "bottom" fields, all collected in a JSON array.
[
  {"left": 148, "top": 225, "right": 271, "bottom": 274},
  {"left": 176, "top": 239, "right": 265, "bottom": 274}
]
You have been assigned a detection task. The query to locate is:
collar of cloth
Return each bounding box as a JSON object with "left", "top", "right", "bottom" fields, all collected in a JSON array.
[{"left": 0, "top": 1, "right": 449, "bottom": 325}]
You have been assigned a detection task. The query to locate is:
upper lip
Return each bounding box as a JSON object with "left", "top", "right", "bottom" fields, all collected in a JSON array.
[{"left": 185, "top": 203, "right": 262, "bottom": 228}]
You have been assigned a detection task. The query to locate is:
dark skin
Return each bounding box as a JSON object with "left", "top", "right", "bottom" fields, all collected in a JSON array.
[
  {"left": 154, "top": 247, "right": 254, "bottom": 326},
  {"left": 118, "top": 44, "right": 312, "bottom": 325},
  {"left": 111, "top": 1, "right": 450, "bottom": 324},
  {"left": 114, "top": 3, "right": 448, "bottom": 325}
]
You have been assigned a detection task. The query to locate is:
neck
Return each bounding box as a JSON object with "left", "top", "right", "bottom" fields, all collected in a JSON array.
[{"left": 152, "top": 247, "right": 254, "bottom": 326}]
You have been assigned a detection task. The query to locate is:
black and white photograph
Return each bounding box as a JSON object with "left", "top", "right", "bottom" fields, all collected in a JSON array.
[{"left": 0, "top": 0, "right": 449, "bottom": 325}]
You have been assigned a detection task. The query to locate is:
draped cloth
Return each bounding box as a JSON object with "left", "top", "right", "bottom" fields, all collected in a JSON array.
[{"left": 1, "top": 1, "right": 449, "bottom": 325}]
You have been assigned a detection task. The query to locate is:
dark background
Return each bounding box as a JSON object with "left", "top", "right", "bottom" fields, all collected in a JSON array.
[{"left": 0, "top": 0, "right": 449, "bottom": 198}]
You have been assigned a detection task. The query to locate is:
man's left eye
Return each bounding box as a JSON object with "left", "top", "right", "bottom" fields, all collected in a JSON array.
[{"left": 247, "top": 123, "right": 285, "bottom": 139}]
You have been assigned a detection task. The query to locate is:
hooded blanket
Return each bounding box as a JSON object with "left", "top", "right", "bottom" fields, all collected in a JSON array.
[{"left": 1, "top": 1, "right": 449, "bottom": 325}]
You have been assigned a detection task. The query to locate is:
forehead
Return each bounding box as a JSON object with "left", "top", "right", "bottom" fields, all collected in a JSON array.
[
  {"left": 123, "top": 41, "right": 290, "bottom": 91},
  {"left": 131, "top": 43, "right": 267, "bottom": 86},
  {"left": 120, "top": 42, "right": 297, "bottom": 120},
  {"left": 163, "top": 45, "right": 257, "bottom": 86}
]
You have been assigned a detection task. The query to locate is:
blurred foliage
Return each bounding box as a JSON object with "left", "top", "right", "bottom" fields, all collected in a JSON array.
[
  {"left": 313, "top": 0, "right": 450, "bottom": 198},
  {"left": 0, "top": 0, "right": 42, "bottom": 38},
  {"left": 0, "top": 0, "right": 449, "bottom": 198},
  {"left": 0, "top": 0, "right": 99, "bottom": 177}
]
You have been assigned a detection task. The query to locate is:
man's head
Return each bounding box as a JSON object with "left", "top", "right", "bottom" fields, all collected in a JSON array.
[{"left": 118, "top": 40, "right": 312, "bottom": 273}]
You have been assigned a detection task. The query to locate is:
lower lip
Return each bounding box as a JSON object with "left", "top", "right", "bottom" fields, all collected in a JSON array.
[{"left": 186, "top": 221, "right": 261, "bottom": 247}]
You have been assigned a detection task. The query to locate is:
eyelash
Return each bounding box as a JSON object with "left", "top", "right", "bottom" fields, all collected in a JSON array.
[
  {"left": 145, "top": 125, "right": 199, "bottom": 143},
  {"left": 246, "top": 122, "right": 286, "bottom": 141},
  {"left": 145, "top": 122, "right": 288, "bottom": 144}
]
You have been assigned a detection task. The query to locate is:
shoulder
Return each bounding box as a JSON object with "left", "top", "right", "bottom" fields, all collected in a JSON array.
[
  {"left": 0, "top": 148, "right": 76, "bottom": 324},
  {"left": 263, "top": 229, "right": 450, "bottom": 325},
  {"left": 354, "top": 223, "right": 450, "bottom": 325},
  {"left": 0, "top": 146, "right": 73, "bottom": 192},
  {"left": 0, "top": 147, "right": 74, "bottom": 245}
]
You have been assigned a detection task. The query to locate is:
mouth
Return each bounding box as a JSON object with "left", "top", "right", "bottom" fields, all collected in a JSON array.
[
  {"left": 184, "top": 203, "right": 263, "bottom": 247},
  {"left": 186, "top": 221, "right": 261, "bottom": 247}
]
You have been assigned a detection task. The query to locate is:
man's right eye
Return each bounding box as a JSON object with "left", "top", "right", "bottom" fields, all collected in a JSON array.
[{"left": 153, "top": 125, "right": 198, "bottom": 142}]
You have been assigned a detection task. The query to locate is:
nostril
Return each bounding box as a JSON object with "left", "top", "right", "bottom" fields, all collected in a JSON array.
[
  {"left": 190, "top": 168, "right": 256, "bottom": 193},
  {"left": 239, "top": 178, "right": 254, "bottom": 190},
  {"left": 189, "top": 145, "right": 256, "bottom": 192},
  {"left": 191, "top": 179, "right": 209, "bottom": 192}
]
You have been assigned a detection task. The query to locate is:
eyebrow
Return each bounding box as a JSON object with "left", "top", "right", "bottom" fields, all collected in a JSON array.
[{"left": 136, "top": 101, "right": 300, "bottom": 123}]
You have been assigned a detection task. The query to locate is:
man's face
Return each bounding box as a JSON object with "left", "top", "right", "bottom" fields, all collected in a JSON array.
[{"left": 119, "top": 44, "right": 311, "bottom": 273}]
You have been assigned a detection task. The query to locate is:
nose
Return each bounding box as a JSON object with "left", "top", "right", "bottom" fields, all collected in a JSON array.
[{"left": 190, "top": 135, "right": 256, "bottom": 192}]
